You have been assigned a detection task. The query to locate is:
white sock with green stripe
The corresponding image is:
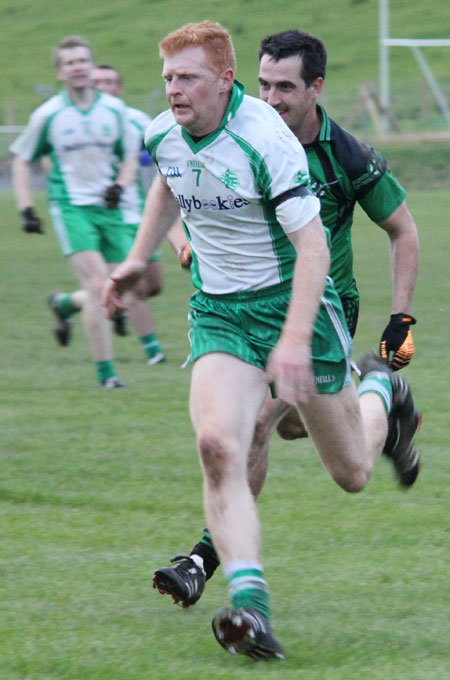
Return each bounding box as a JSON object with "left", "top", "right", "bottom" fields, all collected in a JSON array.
[
  {"left": 358, "top": 371, "right": 393, "bottom": 414},
  {"left": 224, "top": 561, "right": 270, "bottom": 619}
]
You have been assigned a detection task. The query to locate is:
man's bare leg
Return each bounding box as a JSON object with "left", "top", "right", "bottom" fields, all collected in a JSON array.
[
  {"left": 189, "top": 353, "right": 267, "bottom": 565},
  {"left": 249, "top": 394, "right": 308, "bottom": 496},
  {"left": 70, "top": 251, "right": 113, "bottom": 361},
  {"left": 299, "top": 382, "right": 385, "bottom": 492},
  {"left": 153, "top": 356, "right": 420, "bottom": 607},
  {"left": 154, "top": 393, "right": 310, "bottom": 602},
  {"left": 122, "top": 260, "right": 166, "bottom": 363},
  {"left": 188, "top": 352, "right": 283, "bottom": 656},
  {"left": 68, "top": 251, "right": 122, "bottom": 385}
]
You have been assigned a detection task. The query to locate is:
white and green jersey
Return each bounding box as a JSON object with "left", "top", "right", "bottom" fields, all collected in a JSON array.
[
  {"left": 10, "top": 91, "right": 138, "bottom": 206},
  {"left": 146, "top": 81, "right": 320, "bottom": 294},
  {"left": 120, "top": 106, "right": 152, "bottom": 224}
]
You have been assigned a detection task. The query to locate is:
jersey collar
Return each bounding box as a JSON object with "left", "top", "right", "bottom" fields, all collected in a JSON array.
[
  {"left": 316, "top": 104, "right": 332, "bottom": 142},
  {"left": 181, "top": 79, "right": 245, "bottom": 152},
  {"left": 62, "top": 89, "right": 100, "bottom": 115},
  {"left": 223, "top": 79, "right": 245, "bottom": 124}
]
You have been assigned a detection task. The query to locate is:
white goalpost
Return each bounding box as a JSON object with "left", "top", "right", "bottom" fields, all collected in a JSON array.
[{"left": 379, "top": 0, "right": 450, "bottom": 131}]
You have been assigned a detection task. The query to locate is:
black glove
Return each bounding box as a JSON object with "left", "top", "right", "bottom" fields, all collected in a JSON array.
[
  {"left": 104, "top": 183, "right": 124, "bottom": 209},
  {"left": 21, "top": 207, "right": 43, "bottom": 234},
  {"left": 380, "top": 313, "right": 416, "bottom": 371}
]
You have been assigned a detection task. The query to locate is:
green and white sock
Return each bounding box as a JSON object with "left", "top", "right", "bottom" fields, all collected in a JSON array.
[
  {"left": 96, "top": 359, "right": 116, "bottom": 384},
  {"left": 54, "top": 293, "right": 80, "bottom": 319},
  {"left": 358, "top": 371, "right": 393, "bottom": 414},
  {"left": 139, "top": 333, "right": 163, "bottom": 360},
  {"left": 224, "top": 561, "right": 270, "bottom": 619}
]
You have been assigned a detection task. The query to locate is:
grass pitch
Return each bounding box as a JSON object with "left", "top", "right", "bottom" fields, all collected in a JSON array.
[{"left": 1, "top": 188, "right": 449, "bottom": 679}]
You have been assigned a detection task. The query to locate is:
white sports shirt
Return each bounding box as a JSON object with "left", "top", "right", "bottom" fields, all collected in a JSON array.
[
  {"left": 10, "top": 91, "right": 138, "bottom": 206},
  {"left": 145, "top": 81, "right": 320, "bottom": 294}
]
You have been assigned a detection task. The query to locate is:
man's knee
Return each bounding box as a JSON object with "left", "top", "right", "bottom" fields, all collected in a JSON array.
[
  {"left": 142, "top": 263, "right": 163, "bottom": 297},
  {"left": 330, "top": 461, "right": 373, "bottom": 493},
  {"left": 86, "top": 272, "right": 108, "bottom": 300},
  {"left": 276, "top": 410, "right": 308, "bottom": 440},
  {"left": 146, "top": 280, "right": 163, "bottom": 297},
  {"left": 134, "top": 277, "right": 162, "bottom": 299},
  {"left": 198, "top": 434, "right": 232, "bottom": 489}
]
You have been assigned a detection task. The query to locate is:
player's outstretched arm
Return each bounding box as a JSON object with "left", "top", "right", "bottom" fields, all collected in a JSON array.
[
  {"left": 377, "top": 200, "right": 419, "bottom": 370},
  {"left": 103, "top": 176, "right": 180, "bottom": 317}
]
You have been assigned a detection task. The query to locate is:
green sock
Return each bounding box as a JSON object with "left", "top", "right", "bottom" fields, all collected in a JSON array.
[
  {"left": 358, "top": 372, "right": 393, "bottom": 414},
  {"left": 96, "top": 360, "right": 116, "bottom": 383},
  {"left": 226, "top": 565, "right": 270, "bottom": 619},
  {"left": 139, "top": 333, "right": 163, "bottom": 360},
  {"left": 54, "top": 293, "right": 80, "bottom": 318}
]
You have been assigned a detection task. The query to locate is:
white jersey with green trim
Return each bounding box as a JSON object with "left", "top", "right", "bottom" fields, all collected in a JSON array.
[
  {"left": 10, "top": 91, "right": 138, "bottom": 206},
  {"left": 120, "top": 106, "right": 152, "bottom": 224},
  {"left": 145, "top": 82, "right": 320, "bottom": 294}
]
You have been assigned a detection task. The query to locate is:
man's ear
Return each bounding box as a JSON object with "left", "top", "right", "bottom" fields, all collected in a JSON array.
[
  {"left": 311, "top": 77, "right": 324, "bottom": 96},
  {"left": 220, "top": 67, "right": 235, "bottom": 93}
]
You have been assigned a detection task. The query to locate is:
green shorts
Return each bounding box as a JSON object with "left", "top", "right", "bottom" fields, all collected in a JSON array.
[
  {"left": 125, "top": 222, "right": 161, "bottom": 263},
  {"left": 188, "top": 280, "right": 352, "bottom": 394},
  {"left": 49, "top": 201, "right": 134, "bottom": 263}
]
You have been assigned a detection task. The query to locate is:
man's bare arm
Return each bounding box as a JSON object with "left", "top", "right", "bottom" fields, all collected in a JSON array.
[
  {"left": 103, "top": 176, "right": 180, "bottom": 316},
  {"left": 115, "top": 156, "right": 138, "bottom": 190},
  {"left": 266, "top": 215, "right": 330, "bottom": 405},
  {"left": 11, "top": 156, "right": 34, "bottom": 211},
  {"left": 11, "top": 155, "right": 43, "bottom": 233},
  {"left": 377, "top": 200, "right": 419, "bottom": 369},
  {"left": 167, "top": 217, "right": 191, "bottom": 269},
  {"left": 377, "top": 200, "right": 419, "bottom": 315}
]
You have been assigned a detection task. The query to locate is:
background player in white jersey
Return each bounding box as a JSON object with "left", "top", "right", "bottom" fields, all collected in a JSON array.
[
  {"left": 91, "top": 66, "right": 191, "bottom": 275},
  {"left": 10, "top": 35, "right": 138, "bottom": 387},
  {"left": 46, "top": 63, "right": 166, "bottom": 365},
  {"left": 103, "top": 22, "right": 421, "bottom": 660}
]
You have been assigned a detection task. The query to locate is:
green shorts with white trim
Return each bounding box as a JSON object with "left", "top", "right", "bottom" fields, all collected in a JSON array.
[{"left": 188, "top": 279, "right": 353, "bottom": 395}]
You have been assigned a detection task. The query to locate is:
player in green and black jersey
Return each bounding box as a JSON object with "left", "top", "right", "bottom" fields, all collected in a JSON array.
[{"left": 258, "top": 30, "right": 418, "bottom": 350}]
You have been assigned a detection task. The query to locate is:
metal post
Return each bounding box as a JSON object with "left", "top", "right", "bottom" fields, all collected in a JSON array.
[
  {"left": 379, "top": 0, "right": 390, "bottom": 131},
  {"left": 410, "top": 45, "right": 450, "bottom": 126}
]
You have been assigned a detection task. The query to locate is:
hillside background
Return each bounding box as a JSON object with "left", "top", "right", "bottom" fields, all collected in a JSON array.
[{"left": 1, "top": 0, "right": 449, "bottom": 186}]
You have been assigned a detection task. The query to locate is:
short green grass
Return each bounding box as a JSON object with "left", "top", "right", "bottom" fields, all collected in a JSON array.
[{"left": 1, "top": 186, "right": 449, "bottom": 679}]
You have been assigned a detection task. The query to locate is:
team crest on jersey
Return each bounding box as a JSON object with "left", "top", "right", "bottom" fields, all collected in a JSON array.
[
  {"left": 167, "top": 166, "right": 183, "bottom": 178},
  {"left": 219, "top": 169, "right": 240, "bottom": 189},
  {"left": 101, "top": 124, "right": 112, "bottom": 137},
  {"left": 295, "top": 170, "right": 310, "bottom": 186}
]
